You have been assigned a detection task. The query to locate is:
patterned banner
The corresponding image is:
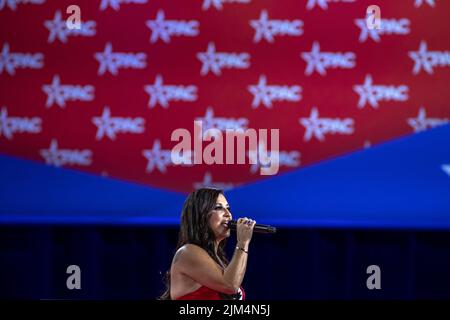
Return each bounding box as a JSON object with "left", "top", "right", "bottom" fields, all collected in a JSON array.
[{"left": 1, "top": 0, "right": 449, "bottom": 192}]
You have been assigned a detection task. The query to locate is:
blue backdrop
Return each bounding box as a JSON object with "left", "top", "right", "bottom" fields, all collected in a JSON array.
[
  {"left": 1, "top": 124, "right": 450, "bottom": 228},
  {"left": 1, "top": 125, "right": 450, "bottom": 299}
]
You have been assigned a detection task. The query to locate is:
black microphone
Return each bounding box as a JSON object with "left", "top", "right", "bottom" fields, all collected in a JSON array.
[{"left": 227, "top": 220, "right": 277, "bottom": 234}]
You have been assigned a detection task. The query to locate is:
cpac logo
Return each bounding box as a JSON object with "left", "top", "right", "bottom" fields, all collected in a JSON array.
[
  {"left": 143, "top": 139, "right": 191, "bottom": 174},
  {"left": 197, "top": 42, "right": 250, "bottom": 76},
  {"left": 202, "top": 0, "right": 250, "bottom": 11},
  {"left": 196, "top": 107, "right": 248, "bottom": 138},
  {"left": 301, "top": 42, "right": 356, "bottom": 76},
  {"left": 407, "top": 107, "right": 449, "bottom": 133},
  {"left": 306, "top": 0, "right": 355, "bottom": 10},
  {"left": 0, "top": 43, "right": 44, "bottom": 75},
  {"left": 42, "top": 75, "right": 95, "bottom": 108},
  {"left": 40, "top": 139, "right": 92, "bottom": 167},
  {"left": 94, "top": 42, "right": 146, "bottom": 76},
  {"left": 353, "top": 74, "right": 409, "bottom": 109},
  {"left": 146, "top": 10, "right": 199, "bottom": 43},
  {"left": 248, "top": 141, "right": 300, "bottom": 174},
  {"left": 194, "top": 172, "right": 235, "bottom": 191},
  {"left": 414, "top": 0, "right": 435, "bottom": 8},
  {"left": 409, "top": 41, "right": 450, "bottom": 75},
  {"left": 99, "top": 0, "right": 147, "bottom": 11},
  {"left": 92, "top": 106, "right": 145, "bottom": 141},
  {"left": 0, "top": 0, "right": 44, "bottom": 11},
  {"left": 248, "top": 75, "right": 302, "bottom": 109},
  {"left": 299, "top": 107, "right": 354, "bottom": 142},
  {"left": 45, "top": 10, "right": 96, "bottom": 44},
  {"left": 250, "top": 10, "right": 303, "bottom": 43},
  {"left": 355, "top": 18, "right": 410, "bottom": 42},
  {"left": 0, "top": 107, "right": 41, "bottom": 140},
  {"left": 144, "top": 75, "right": 197, "bottom": 109}
]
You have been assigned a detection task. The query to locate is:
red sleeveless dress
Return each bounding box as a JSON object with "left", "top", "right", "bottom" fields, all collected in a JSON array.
[{"left": 176, "top": 286, "right": 245, "bottom": 300}]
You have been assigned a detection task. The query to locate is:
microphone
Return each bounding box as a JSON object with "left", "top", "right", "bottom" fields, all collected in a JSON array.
[{"left": 227, "top": 220, "right": 277, "bottom": 234}]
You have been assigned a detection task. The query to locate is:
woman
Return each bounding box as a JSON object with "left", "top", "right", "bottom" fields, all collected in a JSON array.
[{"left": 160, "top": 187, "right": 256, "bottom": 300}]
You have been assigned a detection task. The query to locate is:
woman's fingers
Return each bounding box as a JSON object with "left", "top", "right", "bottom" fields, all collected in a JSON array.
[
  {"left": 237, "top": 217, "right": 256, "bottom": 230},
  {"left": 237, "top": 218, "right": 256, "bottom": 227},
  {"left": 238, "top": 217, "right": 248, "bottom": 224}
]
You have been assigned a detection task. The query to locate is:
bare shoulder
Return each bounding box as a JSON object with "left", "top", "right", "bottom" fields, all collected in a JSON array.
[{"left": 173, "top": 244, "right": 208, "bottom": 265}]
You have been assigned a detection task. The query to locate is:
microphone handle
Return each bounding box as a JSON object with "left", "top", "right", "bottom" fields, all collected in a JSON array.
[
  {"left": 254, "top": 224, "right": 277, "bottom": 234},
  {"left": 228, "top": 220, "right": 277, "bottom": 234}
]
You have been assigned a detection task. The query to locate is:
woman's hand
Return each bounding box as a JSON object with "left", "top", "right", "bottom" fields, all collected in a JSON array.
[{"left": 236, "top": 217, "right": 256, "bottom": 250}]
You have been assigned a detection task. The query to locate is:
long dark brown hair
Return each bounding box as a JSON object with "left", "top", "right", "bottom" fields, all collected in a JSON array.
[{"left": 159, "top": 187, "right": 239, "bottom": 300}]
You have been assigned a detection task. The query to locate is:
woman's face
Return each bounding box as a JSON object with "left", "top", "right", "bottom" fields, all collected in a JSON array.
[{"left": 208, "top": 193, "right": 233, "bottom": 242}]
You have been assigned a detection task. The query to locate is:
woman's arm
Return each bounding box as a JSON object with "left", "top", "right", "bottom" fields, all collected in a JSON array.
[{"left": 174, "top": 219, "right": 255, "bottom": 294}]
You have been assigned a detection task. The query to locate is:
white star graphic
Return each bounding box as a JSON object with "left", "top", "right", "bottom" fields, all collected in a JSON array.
[
  {"left": 0, "top": 43, "right": 16, "bottom": 75},
  {"left": 299, "top": 107, "right": 324, "bottom": 141},
  {"left": 40, "top": 139, "right": 64, "bottom": 166},
  {"left": 353, "top": 74, "right": 378, "bottom": 108},
  {"left": 407, "top": 107, "right": 449, "bottom": 133},
  {"left": 0, "top": 0, "right": 45, "bottom": 11},
  {"left": 39, "top": 139, "right": 92, "bottom": 167},
  {"left": 0, "top": 106, "right": 13, "bottom": 140},
  {"left": 202, "top": 0, "right": 224, "bottom": 10},
  {"left": 144, "top": 75, "right": 168, "bottom": 108},
  {"left": 301, "top": 42, "right": 327, "bottom": 76},
  {"left": 199, "top": 107, "right": 216, "bottom": 130},
  {"left": 94, "top": 43, "right": 117, "bottom": 75},
  {"left": 407, "top": 108, "right": 428, "bottom": 132},
  {"left": 42, "top": 75, "right": 66, "bottom": 108},
  {"left": 92, "top": 107, "right": 117, "bottom": 140},
  {"left": 44, "top": 10, "right": 68, "bottom": 43},
  {"left": 0, "top": 107, "right": 41, "bottom": 139},
  {"left": 146, "top": 10, "right": 171, "bottom": 43},
  {"left": 306, "top": 0, "right": 328, "bottom": 10},
  {"left": 414, "top": 0, "right": 435, "bottom": 7},
  {"left": 248, "top": 75, "right": 272, "bottom": 108},
  {"left": 193, "top": 172, "right": 235, "bottom": 191},
  {"left": 0, "top": 0, "right": 16, "bottom": 10},
  {"left": 250, "top": 10, "right": 274, "bottom": 43},
  {"left": 0, "top": 43, "right": 43, "bottom": 75},
  {"left": 142, "top": 140, "right": 172, "bottom": 174},
  {"left": 100, "top": 0, "right": 121, "bottom": 11},
  {"left": 247, "top": 141, "right": 272, "bottom": 174},
  {"left": 409, "top": 41, "right": 434, "bottom": 75},
  {"left": 355, "top": 18, "right": 380, "bottom": 42},
  {"left": 197, "top": 42, "right": 221, "bottom": 76}
]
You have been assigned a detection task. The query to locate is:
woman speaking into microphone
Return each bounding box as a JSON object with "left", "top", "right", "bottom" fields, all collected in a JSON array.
[{"left": 159, "top": 187, "right": 256, "bottom": 300}]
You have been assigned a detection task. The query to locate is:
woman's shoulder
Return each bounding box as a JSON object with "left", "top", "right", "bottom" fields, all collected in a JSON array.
[
  {"left": 176, "top": 243, "right": 205, "bottom": 254},
  {"left": 173, "top": 243, "right": 208, "bottom": 264}
]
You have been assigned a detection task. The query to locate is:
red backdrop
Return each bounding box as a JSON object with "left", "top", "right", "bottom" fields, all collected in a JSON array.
[{"left": 1, "top": 0, "right": 449, "bottom": 192}]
